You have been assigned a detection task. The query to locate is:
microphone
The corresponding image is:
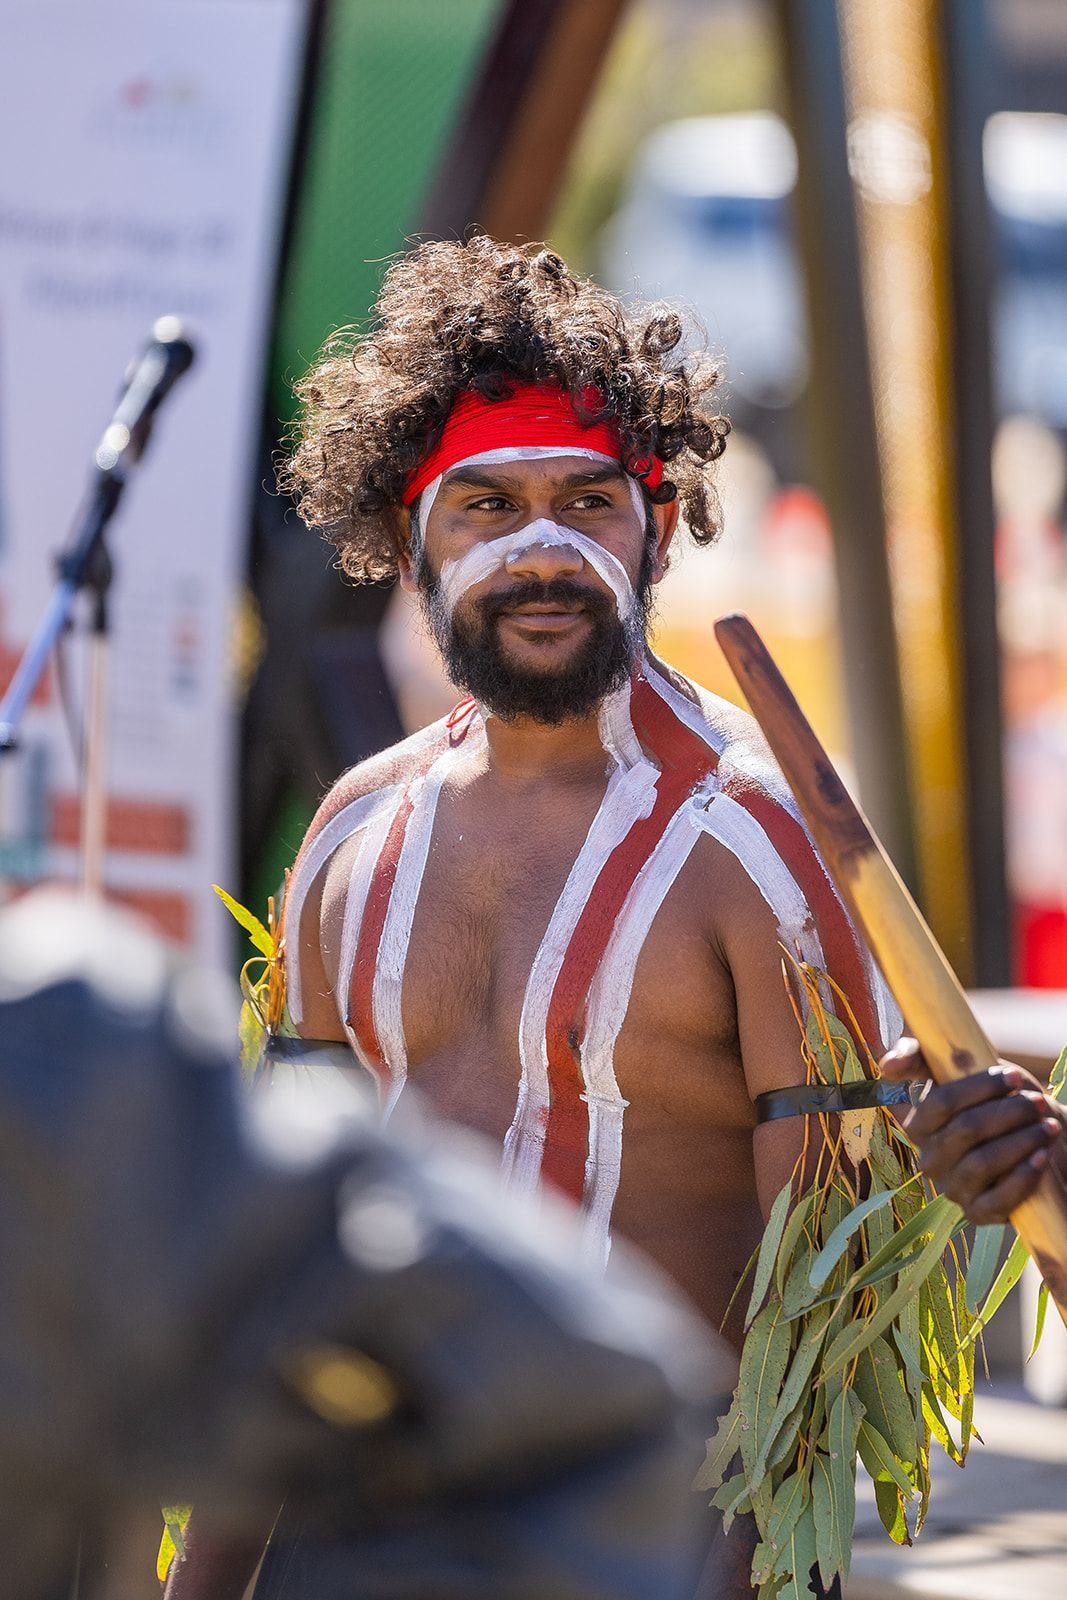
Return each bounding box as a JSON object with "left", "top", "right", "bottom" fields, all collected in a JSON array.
[{"left": 93, "top": 315, "right": 196, "bottom": 478}]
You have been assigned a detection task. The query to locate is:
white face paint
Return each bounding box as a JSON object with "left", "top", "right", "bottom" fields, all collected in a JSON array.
[
  {"left": 436, "top": 517, "right": 637, "bottom": 624},
  {"left": 416, "top": 446, "right": 648, "bottom": 625}
]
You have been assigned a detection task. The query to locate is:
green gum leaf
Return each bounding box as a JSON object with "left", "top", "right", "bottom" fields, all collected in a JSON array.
[
  {"left": 775, "top": 1191, "right": 816, "bottom": 1297},
  {"left": 965, "top": 1223, "right": 1006, "bottom": 1313},
  {"left": 720, "top": 1240, "right": 760, "bottom": 1334},
  {"left": 751, "top": 1540, "right": 777, "bottom": 1586},
  {"left": 751, "top": 1300, "right": 833, "bottom": 1482},
  {"left": 890, "top": 1315, "right": 925, "bottom": 1392},
  {"left": 747, "top": 1181, "right": 794, "bottom": 1326},
  {"left": 921, "top": 1381, "right": 963, "bottom": 1465},
  {"left": 864, "top": 1191, "right": 900, "bottom": 1262},
  {"left": 806, "top": 1009, "right": 864, "bottom": 1087},
  {"left": 765, "top": 1393, "right": 809, "bottom": 1476},
  {"left": 921, "top": 1270, "right": 965, "bottom": 1393},
  {"left": 812, "top": 1454, "right": 839, "bottom": 1589},
  {"left": 1029, "top": 1280, "right": 1050, "bottom": 1361},
  {"left": 738, "top": 1302, "right": 794, "bottom": 1481},
  {"left": 694, "top": 1400, "right": 741, "bottom": 1493},
  {"left": 157, "top": 1505, "right": 191, "bottom": 1584},
  {"left": 712, "top": 1470, "right": 753, "bottom": 1533},
  {"left": 857, "top": 1420, "right": 915, "bottom": 1498},
  {"left": 873, "top": 1477, "right": 911, "bottom": 1544},
  {"left": 820, "top": 1206, "right": 961, "bottom": 1381},
  {"left": 960, "top": 1383, "right": 975, "bottom": 1463},
  {"left": 782, "top": 1236, "right": 824, "bottom": 1318},
  {"left": 766, "top": 1467, "right": 809, "bottom": 1552},
  {"left": 854, "top": 1337, "right": 917, "bottom": 1463},
  {"left": 960, "top": 1234, "right": 1030, "bottom": 1350},
  {"left": 238, "top": 999, "right": 268, "bottom": 1083},
  {"left": 844, "top": 1190, "right": 957, "bottom": 1292},
  {"left": 809, "top": 1186, "right": 901, "bottom": 1290},
  {"left": 869, "top": 1139, "right": 907, "bottom": 1193},
  {"left": 774, "top": 1504, "right": 817, "bottom": 1589},
  {"left": 830, "top": 1389, "right": 863, "bottom": 1577}
]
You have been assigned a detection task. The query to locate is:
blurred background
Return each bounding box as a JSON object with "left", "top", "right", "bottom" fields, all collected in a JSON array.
[{"left": 2, "top": 2, "right": 1067, "bottom": 1592}]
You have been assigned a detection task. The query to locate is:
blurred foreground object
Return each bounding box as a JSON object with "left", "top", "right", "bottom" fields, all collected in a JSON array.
[{"left": 0, "top": 891, "right": 719, "bottom": 1600}]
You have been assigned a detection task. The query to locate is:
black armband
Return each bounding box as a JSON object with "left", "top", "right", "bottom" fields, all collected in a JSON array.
[
  {"left": 262, "top": 1036, "right": 354, "bottom": 1068},
  {"left": 754, "top": 1079, "right": 923, "bottom": 1123}
]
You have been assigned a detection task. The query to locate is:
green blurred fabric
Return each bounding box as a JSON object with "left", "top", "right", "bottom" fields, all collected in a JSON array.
[{"left": 270, "top": 0, "right": 502, "bottom": 421}]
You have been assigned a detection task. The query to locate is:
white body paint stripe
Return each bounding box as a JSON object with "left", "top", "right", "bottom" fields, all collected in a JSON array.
[
  {"left": 649, "top": 663, "right": 900, "bottom": 1045},
  {"left": 598, "top": 677, "right": 645, "bottom": 770},
  {"left": 286, "top": 786, "right": 400, "bottom": 1025},
  {"left": 504, "top": 756, "right": 660, "bottom": 1193},
  {"left": 867, "top": 944, "right": 903, "bottom": 1048},
  {"left": 437, "top": 518, "right": 635, "bottom": 623},
  {"left": 503, "top": 736, "right": 660, "bottom": 1195},
  {"left": 335, "top": 790, "right": 408, "bottom": 1080},
  {"left": 689, "top": 791, "right": 827, "bottom": 972},
  {"left": 644, "top": 662, "right": 789, "bottom": 799},
  {"left": 371, "top": 747, "right": 464, "bottom": 1119},
  {"left": 579, "top": 803, "right": 702, "bottom": 1265}
]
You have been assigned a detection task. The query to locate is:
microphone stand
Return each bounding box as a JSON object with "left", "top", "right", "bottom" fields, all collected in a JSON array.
[
  {"left": 0, "top": 318, "right": 194, "bottom": 898},
  {"left": 0, "top": 473, "right": 122, "bottom": 896},
  {"left": 80, "top": 536, "right": 114, "bottom": 896}
]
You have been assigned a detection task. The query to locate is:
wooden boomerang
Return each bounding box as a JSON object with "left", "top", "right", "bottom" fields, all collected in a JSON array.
[{"left": 715, "top": 611, "right": 1067, "bottom": 1328}]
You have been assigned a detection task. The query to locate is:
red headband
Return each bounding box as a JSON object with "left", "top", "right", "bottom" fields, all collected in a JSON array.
[{"left": 402, "top": 383, "right": 664, "bottom": 506}]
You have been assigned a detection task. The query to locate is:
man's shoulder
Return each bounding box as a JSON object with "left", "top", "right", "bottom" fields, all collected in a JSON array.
[
  {"left": 301, "top": 715, "right": 454, "bottom": 850},
  {"left": 653, "top": 660, "right": 828, "bottom": 888},
  {"left": 646, "top": 659, "right": 783, "bottom": 789}
]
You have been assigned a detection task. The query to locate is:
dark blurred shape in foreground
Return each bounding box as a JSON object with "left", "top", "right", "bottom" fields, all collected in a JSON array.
[{"left": 0, "top": 891, "right": 724, "bottom": 1600}]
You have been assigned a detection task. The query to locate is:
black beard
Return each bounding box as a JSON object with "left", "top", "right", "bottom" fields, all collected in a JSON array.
[{"left": 417, "top": 547, "right": 655, "bottom": 726}]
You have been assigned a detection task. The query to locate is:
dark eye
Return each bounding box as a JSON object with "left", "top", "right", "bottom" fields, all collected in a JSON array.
[
  {"left": 468, "top": 495, "right": 513, "bottom": 512},
  {"left": 567, "top": 493, "right": 612, "bottom": 511}
]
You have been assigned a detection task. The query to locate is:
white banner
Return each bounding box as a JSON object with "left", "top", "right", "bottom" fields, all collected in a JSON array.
[{"left": 0, "top": 0, "right": 307, "bottom": 963}]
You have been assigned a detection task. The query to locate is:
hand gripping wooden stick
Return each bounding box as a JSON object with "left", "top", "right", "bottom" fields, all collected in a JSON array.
[{"left": 715, "top": 611, "right": 1067, "bottom": 1325}]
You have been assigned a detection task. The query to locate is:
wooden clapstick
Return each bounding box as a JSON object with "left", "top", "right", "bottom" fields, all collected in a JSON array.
[{"left": 715, "top": 611, "right": 1067, "bottom": 1323}]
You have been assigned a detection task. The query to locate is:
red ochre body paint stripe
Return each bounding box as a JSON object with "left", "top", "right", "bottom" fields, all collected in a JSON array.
[
  {"left": 637, "top": 671, "right": 884, "bottom": 1055},
  {"left": 346, "top": 788, "right": 415, "bottom": 1091},
  {"left": 722, "top": 776, "right": 885, "bottom": 1054},
  {"left": 342, "top": 706, "right": 477, "bottom": 1098},
  {"left": 540, "top": 675, "right": 716, "bottom": 1200}
]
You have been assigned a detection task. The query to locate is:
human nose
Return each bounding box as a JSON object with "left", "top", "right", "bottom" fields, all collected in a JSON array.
[{"left": 503, "top": 532, "right": 584, "bottom": 582}]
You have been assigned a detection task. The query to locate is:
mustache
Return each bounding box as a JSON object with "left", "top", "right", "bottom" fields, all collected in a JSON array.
[{"left": 476, "top": 576, "right": 614, "bottom": 622}]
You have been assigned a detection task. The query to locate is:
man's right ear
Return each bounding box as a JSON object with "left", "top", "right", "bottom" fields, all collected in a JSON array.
[{"left": 396, "top": 509, "right": 418, "bottom": 593}]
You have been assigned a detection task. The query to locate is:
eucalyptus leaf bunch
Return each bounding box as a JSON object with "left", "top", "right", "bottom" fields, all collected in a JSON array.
[{"left": 697, "top": 961, "right": 1065, "bottom": 1599}]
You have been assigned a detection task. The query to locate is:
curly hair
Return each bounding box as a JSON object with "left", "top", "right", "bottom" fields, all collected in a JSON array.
[{"left": 281, "top": 235, "right": 730, "bottom": 582}]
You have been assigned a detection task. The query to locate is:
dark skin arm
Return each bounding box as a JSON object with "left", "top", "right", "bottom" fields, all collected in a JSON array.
[{"left": 880, "top": 1038, "right": 1067, "bottom": 1224}]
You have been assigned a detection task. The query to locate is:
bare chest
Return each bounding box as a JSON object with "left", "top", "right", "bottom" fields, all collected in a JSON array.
[
  {"left": 402, "top": 789, "right": 601, "bottom": 1069},
  {"left": 331, "top": 767, "right": 750, "bottom": 1170}
]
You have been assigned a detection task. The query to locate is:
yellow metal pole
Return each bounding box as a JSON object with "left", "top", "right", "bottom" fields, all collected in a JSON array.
[{"left": 836, "top": 0, "right": 974, "bottom": 981}]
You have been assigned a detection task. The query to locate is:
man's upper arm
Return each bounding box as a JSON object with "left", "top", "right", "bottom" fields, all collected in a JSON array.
[
  {"left": 712, "top": 849, "right": 824, "bottom": 1218},
  {"left": 288, "top": 850, "right": 347, "bottom": 1041},
  {"left": 283, "top": 760, "right": 396, "bottom": 1042}
]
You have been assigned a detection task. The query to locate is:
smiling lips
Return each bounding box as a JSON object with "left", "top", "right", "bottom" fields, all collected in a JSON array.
[{"left": 501, "top": 604, "right": 586, "bottom": 631}]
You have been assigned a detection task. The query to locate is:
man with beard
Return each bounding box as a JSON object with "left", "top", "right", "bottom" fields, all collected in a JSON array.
[{"left": 270, "top": 237, "right": 898, "bottom": 1598}]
